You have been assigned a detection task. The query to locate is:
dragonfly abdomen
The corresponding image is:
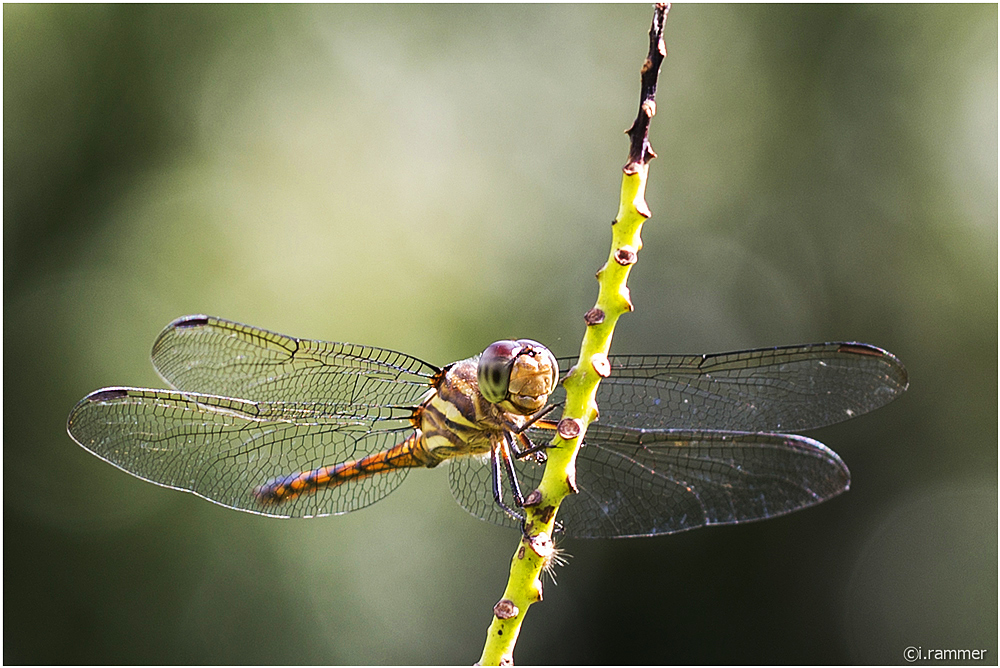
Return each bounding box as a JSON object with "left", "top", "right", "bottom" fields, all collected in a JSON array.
[{"left": 253, "top": 433, "right": 428, "bottom": 504}]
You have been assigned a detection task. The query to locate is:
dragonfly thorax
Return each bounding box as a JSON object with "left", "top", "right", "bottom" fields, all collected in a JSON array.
[
  {"left": 414, "top": 342, "right": 557, "bottom": 468},
  {"left": 416, "top": 358, "right": 523, "bottom": 466}
]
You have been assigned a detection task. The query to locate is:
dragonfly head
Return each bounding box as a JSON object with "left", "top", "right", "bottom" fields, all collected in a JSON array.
[{"left": 477, "top": 339, "right": 559, "bottom": 415}]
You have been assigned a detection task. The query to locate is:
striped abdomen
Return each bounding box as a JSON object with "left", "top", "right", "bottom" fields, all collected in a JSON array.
[{"left": 253, "top": 433, "right": 429, "bottom": 504}]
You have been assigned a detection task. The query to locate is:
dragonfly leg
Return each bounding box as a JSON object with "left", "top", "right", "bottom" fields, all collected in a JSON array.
[
  {"left": 490, "top": 438, "right": 527, "bottom": 526},
  {"left": 497, "top": 440, "right": 537, "bottom": 539},
  {"left": 500, "top": 435, "right": 527, "bottom": 507},
  {"left": 508, "top": 403, "right": 561, "bottom": 461},
  {"left": 517, "top": 402, "right": 561, "bottom": 432},
  {"left": 510, "top": 432, "right": 548, "bottom": 463}
]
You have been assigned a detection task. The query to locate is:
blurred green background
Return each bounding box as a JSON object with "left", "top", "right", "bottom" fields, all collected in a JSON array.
[{"left": 4, "top": 4, "right": 996, "bottom": 664}]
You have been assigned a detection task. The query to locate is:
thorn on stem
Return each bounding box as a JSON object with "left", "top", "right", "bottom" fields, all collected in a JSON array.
[
  {"left": 620, "top": 286, "right": 634, "bottom": 312},
  {"left": 584, "top": 307, "right": 605, "bottom": 325},
  {"left": 614, "top": 248, "right": 638, "bottom": 266},
  {"left": 532, "top": 578, "right": 544, "bottom": 603},
  {"left": 591, "top": 353, "right": 611, "bottom": 378},
  {"left": 566, "top": 468, "right": 579, "bottom": 494},
  {"left": 494, "top": 599, "right": 519, "bottom": 620},
  {"left": 557, "top": 417, "right": 583, "bottom": 439}
]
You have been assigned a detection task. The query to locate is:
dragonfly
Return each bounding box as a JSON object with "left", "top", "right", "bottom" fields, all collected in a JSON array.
[{"left": 67, "top": 315, "right": 907, "bottom": 538}]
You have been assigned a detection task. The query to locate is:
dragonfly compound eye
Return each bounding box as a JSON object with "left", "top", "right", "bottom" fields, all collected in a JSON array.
[{"left": 478, "top": 340, "right": 520, "bottom": 404}]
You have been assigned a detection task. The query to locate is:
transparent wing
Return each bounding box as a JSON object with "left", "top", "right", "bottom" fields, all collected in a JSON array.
[
  {"left": 151, "top": 315, "right": 439, "bottom": 407},
  {"left": 67, "top": 387, "right": 416, "bottom": 518},
  {"left": 447, "top": 425, "right": 849, "bottom": 539},
  {"left": 555, "top": 342, "right": 908, "bottom": 432},
  {"left": 557, "top": 424, "right": 849, "bottom": 538},
  {"left": 447, "top": 449, "right": 547, "bottom": 533}
]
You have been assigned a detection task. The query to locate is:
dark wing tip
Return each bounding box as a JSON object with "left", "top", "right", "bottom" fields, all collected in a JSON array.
[
  {"left": 85, "top": 387, "right": 131, "bottom": 402},
  {"left": 153, "top": 314, "right": 212, "bottom": 347},
  {"left": 167, "top": 315, "right": 213, "bottom": 330},
  {"left": 837, "top": 342, "right": 909, "bottom": 393},
  {"left": 836, "top": 342, "right": 885, "bottom": 357},
  {"left": 152, "top": 315, "right": 216, "bottom": 361},
  {"left": 67, "top": 387, "right": 133, "bottom": 441}
]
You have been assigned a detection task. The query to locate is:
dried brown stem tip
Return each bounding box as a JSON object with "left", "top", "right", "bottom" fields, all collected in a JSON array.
[{"left": 625, "top": 3, "right": 669, "bottom": 172}]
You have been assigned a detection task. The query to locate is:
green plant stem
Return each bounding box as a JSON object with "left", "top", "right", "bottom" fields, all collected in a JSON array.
[{"left": 478, "top": 5, "right": 668, "bottom": 665}]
